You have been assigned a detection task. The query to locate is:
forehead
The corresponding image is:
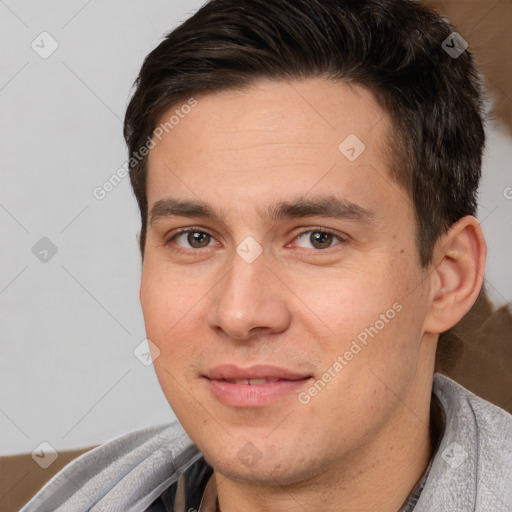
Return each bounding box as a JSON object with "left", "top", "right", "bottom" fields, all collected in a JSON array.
[
  {"left": 146, "top": 78, "right": 404, "bottom": 222},
  {"left": 150, "top": 78, "right": 389, "bottom": 157}
]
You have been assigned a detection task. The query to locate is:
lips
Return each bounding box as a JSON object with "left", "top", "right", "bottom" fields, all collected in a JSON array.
[
  {"left": 204, "top": 364, "right": 312, "bottom": 407},
  {"left": 206, "top": 364, "right": 310, "bottom": 382}
]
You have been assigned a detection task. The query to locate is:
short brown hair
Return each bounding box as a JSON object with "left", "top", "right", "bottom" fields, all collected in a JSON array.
[{"left": 124, "top": 0, "right": 485, "bottom": 266}]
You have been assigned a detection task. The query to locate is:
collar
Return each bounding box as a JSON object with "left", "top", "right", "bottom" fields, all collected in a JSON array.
[{"left": 198, "top": 473, "right": 218, "bottom": 512}]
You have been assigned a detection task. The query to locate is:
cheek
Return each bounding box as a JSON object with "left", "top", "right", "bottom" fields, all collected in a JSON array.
[
  {"left": 318, "top": 262, "right": 426, "bottom": 365},
  {"left": 140, "top": 265, "right": 213, "bottom": 379},
  {"left": 291, "top": 266, "right": 400, "bottom": 339},
  {"left": 141, "top": 264, "right": 199, "bottom": 334}
]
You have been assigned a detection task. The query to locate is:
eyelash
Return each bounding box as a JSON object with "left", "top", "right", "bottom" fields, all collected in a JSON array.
[
  {"left": 292, "top": 228, "right": 347, "bottom": 249},
  {"left": 165, "top": 226, "right": 347, "bottom": 252}
]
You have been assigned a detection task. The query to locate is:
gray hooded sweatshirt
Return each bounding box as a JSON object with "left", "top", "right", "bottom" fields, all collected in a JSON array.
[{"left": 19, "top": 373, "right": 512, "bottom": 512}]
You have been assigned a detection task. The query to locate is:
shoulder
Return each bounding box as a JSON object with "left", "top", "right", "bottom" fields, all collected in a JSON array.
[
  {"left": 416, "top": 373, "right": 512, "bottom": 512},
  {"left": 433, "top": 373, "right": 512, "bottom": 458},
  {"left": 20, "top": 421, "right": 201, "bottom": 512}
]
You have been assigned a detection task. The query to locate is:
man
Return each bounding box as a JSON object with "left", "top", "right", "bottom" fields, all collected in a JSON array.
[{"left": 20, "top": 0, "right": 512, "bottom": 510}]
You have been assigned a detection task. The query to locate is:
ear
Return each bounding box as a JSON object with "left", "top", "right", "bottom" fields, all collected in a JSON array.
[{"left": 423, "top": 215, "right": 487, "bottom": 334}]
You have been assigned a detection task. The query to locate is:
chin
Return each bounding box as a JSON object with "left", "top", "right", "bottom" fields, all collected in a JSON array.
[{"left": 201, "top": 441, "right": 326, "bottom": 487}]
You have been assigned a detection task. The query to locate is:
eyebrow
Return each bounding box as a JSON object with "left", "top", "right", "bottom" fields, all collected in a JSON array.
[{"left": 149, "top": 195, "right": 375, "bottom": 226}]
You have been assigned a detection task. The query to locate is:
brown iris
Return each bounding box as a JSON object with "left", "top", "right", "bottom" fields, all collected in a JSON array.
[
  {"left": 310, "top": 232, "right": 333, "bottom": 249},
  {"left": 187, "top": 231, "right": 210, "bottom": 248}
]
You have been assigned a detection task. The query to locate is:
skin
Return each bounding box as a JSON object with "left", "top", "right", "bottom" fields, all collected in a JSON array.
[{"left": 140, "top": 78, "right": 486, "bottom": 511}]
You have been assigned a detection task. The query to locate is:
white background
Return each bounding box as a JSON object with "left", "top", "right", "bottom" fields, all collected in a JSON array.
[{"left": 1, "top": 0, "right": 511, "bottom": 456}]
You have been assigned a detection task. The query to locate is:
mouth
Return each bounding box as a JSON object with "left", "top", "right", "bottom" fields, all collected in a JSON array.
[
  {"left": 222, "top": 377, "right": 286, "bottom": 385},
  {"left": 204, "top": 364, "right": 313, "bottom": 407},
  {"left": 205, "top": 363, "right": 311, "bottom": 381}
]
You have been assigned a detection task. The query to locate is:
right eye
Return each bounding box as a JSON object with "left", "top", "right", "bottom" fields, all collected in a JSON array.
[{"left": 167, "top": 229, "right": 218, "bottom": 250}]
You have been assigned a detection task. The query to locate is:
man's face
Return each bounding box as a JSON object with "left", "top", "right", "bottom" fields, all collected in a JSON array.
[{"left": 141, "top": 78, "right": 434, "bottom": 484}]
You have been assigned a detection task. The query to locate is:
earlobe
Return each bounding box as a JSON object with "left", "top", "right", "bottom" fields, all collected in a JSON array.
[{"left": 424, "top": 215, "right": 487, "bottom": 334}]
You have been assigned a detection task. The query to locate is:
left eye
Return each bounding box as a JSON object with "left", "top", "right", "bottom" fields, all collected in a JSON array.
[
  {"left": 172, "top": 230, "right": 216, "bottom": 249},
  {"left": 293, "top": 230, "right": 344, "bottom": 250}
]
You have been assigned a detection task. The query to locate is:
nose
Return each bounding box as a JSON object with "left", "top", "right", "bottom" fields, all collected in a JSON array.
[{"left": 207, "top": 250, "right": 292, "bottom": 341}]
